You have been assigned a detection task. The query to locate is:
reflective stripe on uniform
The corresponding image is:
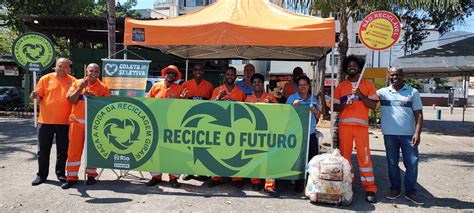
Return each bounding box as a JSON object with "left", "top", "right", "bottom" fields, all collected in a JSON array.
[
  {"left": 340, "top": 118, "right": 368, "bottom": 125},
  {"left": 333, "top": 98, "right": 341, "bottom": 104},
  {"left": 368, "top": 95, "right": 378, "bottom": 100},
  {"left": 67, "top": 172, "right": 78, "bottom": 176},
  {"left": 69, "top": 118, "right": 85, "bottom": 124},
  {"left": 360, "top": 167, "right": 373, "bottom": 172},
  {"left": 150, "top": 172, "right": 162, "bottom": 177},
  {"left": 361, "top": 176, "right": 375, "bottom": 182},
  {"left": 66, "top": 161, "right": 81, "bottom": 166}
]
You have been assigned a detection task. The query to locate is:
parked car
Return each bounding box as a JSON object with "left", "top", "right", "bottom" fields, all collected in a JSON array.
[{"left": 0, "top": 86, "right": 23, "bottom": 110}]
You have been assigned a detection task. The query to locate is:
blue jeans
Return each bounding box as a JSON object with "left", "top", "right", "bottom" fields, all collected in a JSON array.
[{"left": 383, "top": 135, "right": 419, "bottom": 194}]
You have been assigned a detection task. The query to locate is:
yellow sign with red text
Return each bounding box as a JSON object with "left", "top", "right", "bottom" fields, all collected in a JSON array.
[{"left": 359, "top": 11, "right": 401, "bottom": 50}]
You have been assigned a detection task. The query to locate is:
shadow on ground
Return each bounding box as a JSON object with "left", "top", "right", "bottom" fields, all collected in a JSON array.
[{"left": 422, "top": 120, "right": 474, "bottom": 137}]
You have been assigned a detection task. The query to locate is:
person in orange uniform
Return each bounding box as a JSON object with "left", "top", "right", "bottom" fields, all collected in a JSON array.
[
  {"left": 61, "top": 63, "right": 110, "bottom": 189},
  {"left": 180, "top": 63, "right": 214, "bottom": 100},
  {"left": 180, "top": 63, "right": 214, "bottom": 182},
  {"left": 281, "top": 67, "right": 305, "bottom": 101},
  {"left": 244, "top": 73, "right": 279, "bottom": 196},
  {"left": 333, "top": 55, "right": 379, "bottom": 203},
  {"left": 208, "top": 66, "right": 246, "bottom": 188},
  {"left": 146, "top": 65, "right": 183, "bottom": 188},
  {"left": 30, "top": 58, "right": 77, "bottom": 186},
  {"left": 211, "top": 67, "right": 246, "bottom": 102}
]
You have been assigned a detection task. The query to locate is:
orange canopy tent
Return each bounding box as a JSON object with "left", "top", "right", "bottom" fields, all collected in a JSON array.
[{"left": 124, "top": 0, "right": 335, "bottom": 61}]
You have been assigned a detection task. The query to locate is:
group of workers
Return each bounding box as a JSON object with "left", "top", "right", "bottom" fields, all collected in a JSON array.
[{"left": 30, "top": 55, "right": 424, "bottom": 205}]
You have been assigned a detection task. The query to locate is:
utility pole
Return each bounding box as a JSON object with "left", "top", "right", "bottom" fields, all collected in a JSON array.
[{"left": 107, "top": 0, "right": 116, "bottom": 58}]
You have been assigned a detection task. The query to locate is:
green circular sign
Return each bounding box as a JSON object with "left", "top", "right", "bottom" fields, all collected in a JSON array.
[
  {"left": 90, "top": 98, "right": 159, "bottom": 169},
  {"left": 12, "top": 32, "right": 56, "bottom": 72}
]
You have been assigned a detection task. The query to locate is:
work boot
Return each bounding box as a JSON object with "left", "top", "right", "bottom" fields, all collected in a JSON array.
[
  {"left": 86, "top": 176, "right": 97, "bottom": 185},
  {"left": 146, "top": 178, "right": 162, "bottom": 187},
  {"left": 386, "top": 189, "right": 401, "bottom": 200},
  {"left": 265, "top": 189, "right": 280, "bottom": 197},
  {"left": 169, "top": 178, "right": 181, "bottom": 188},
  {"left": 208, "top": 180, "right": 221, "bottom": 188},
  {"left": 405, "top": 193, "right": 424, "bottom": 205},
  {"left": 252, "top": 183, "right": 264, "bottom": 191},
  {"left": 57, "top": 175, "right": 67, "bottom": 183},
  {"left": 31, "top": 176, "right": 45, "bottom": 186},
  {"left": 366, "top": 191, "right": 377, "bottom": 203},
  {"left": 232, "top": 180, "right": 243, "bottom": 189},
  {"left": 61, "top": 180, "right": 77, "bottom": 189}
]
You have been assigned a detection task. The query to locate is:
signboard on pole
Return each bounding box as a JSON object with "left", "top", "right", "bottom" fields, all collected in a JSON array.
[
  {"left": 101, "top": 59, "right": 151, "bottom": 97},
  {"left": 12, "top": 32, "right": 56, "bottom": 72},
  {"left": 359, "top": 11, "right": 401, "bottom": 51},
  {"left": 86, "top": 96, "right": 310, "bottom": 180}
]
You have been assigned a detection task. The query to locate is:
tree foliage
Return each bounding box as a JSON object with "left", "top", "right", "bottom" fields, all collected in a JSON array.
[{"left": 286, "top": 0, "right": 474, "bottom": 81}]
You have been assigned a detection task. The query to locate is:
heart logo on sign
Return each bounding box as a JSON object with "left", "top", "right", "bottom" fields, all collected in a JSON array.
[
  {"left": 22, "top": 44, "right": 45, "bottom": 61},
  {"left": 104, "top": 63, "right": 119, "bottom": 76}
]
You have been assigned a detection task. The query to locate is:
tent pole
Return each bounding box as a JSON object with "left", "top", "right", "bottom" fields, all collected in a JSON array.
[
  {"left": 124, "top": 45, "right": 128, "bottom": 60},
  {"left": 185, "top": 59, "right": 189, "bottom": 81},
  {"left": 330, "top": 48, "right": 335, "bottom": 151},
  {"left": 462, "top": 75, "right": 468, "bottom": 123}
]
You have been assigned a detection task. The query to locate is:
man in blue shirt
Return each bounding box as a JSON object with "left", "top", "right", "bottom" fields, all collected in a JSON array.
[
  {"left": 236, "top": 64, "right": 255, "bottom": 95},
  {"left": 377, "top": 66, "right": 424, "bottom": 205}
]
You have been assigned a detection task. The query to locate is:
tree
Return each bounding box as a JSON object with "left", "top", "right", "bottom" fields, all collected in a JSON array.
[
  {"left": 287, "top": 0, "right": 473, "bottom": 81},
  {"left": 107, "top": 0, "right": 116, "bottom": 59},
  {"left": 0, "top": 27, "right": 17, "bottom": 55}
]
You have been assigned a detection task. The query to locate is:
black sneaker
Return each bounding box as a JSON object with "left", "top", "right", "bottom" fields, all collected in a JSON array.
[
  {"left": 169, "top": 178, "right": 181, "bottom": 188},
  {"left": 208, "top": 180, "right": 221, "bottom": 188},
  {"left": 61, "top": 180, "right": 77, "bottom": 189},
  {"left": 146, "top": 178, "right": 162, "bottom": 187},
  {"left": 252, "top": 183, "right": 264, "bottom": 191},
  {"left": 366, "top": 191, "right": 377, "bottom": 203},
  {"left": 265, "top": 189, "right": 280, "bottom": 197},
  {"left": 86, "top": 176, "right": 97, "bottom": 185},
  {"left": 57, "top": 176, "right": 67, "bottom": 183},
  {"left": 31, "top": 176, "right": 45, "bottom": 186},
  {"left": 233, "top": 180, "right": 243, "bottom": 189}
]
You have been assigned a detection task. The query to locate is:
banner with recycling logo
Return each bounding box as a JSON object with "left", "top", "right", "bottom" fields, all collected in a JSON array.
[
  {"left": 12, "top": 32, "right": 56, "bottom": 72},
  {"left": 86, "top": 96, "right": 310, "bottom": 180},
  {"left": 101, "top": 59, "right": 151, "bottom": 97}
]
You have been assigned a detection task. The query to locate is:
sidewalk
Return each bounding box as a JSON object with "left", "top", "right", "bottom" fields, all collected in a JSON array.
[{"left": 0, "top": 117, "right": 472, "bottom": 211}]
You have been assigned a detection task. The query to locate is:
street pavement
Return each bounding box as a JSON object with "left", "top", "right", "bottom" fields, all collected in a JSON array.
[{"left": 0, "top": 108, "right": 472, "bottom": 211}]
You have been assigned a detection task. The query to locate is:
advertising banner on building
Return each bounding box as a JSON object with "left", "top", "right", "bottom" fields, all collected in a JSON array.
[
  {"left": 101, "top": 59, "right": 151, "bottom": 97},
  {"left": 86, "top": 96, "right": 310, "bottom": 180}
]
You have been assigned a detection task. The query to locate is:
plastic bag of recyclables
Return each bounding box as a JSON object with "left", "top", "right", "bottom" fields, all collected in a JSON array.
[{"left": 305, "top": 149, "right": 353, "bottom": 205}]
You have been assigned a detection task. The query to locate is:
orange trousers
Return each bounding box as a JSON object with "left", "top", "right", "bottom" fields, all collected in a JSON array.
[
  {"left": 338, "top": 125, "right": 377, "bottom": 192},
  {"left": 66, "top": 122, "right": 97, "bottom": 181}
]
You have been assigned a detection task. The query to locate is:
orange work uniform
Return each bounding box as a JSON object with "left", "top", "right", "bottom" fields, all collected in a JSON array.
[
  {"left": 37, "top": 73, "right": 77, "bottom": 124},
  {"left": 245, "top": 92, "right": 278, "bottom": 189},
  {"left": 334, "top": 79, "right": 379, "bottom": 192},
  {"left": 282, "top": 81, "right": 297, "bottom": 100},
  {"left": 147, "top": 82, "right": 183, "bottom": 180},
  {"left": 66, "top": 79, "right": 110, "bottom": 181},
  {"left": 211, "top": 85, "right": 246, "bottom": 102},
  {"left": 211, "top": 84, "right": 245, "bottom": 182},
  {"left": 182, "top": 79, "right": 214, "bottom": 100},
  {"left": 146, "top": 82, "right": 183, "bottom": 99}
]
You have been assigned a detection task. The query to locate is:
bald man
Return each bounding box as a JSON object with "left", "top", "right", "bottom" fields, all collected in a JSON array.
[
  {"left": 31, "top": 58, "right": 77, "bottom": 186},
  {"left": 61, "top": 63, "right": 111, "bottom": 189}
]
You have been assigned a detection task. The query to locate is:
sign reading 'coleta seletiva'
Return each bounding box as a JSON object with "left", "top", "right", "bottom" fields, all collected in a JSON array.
[{"left": 86, "top": 96, "right": 310, "bottom": 180}]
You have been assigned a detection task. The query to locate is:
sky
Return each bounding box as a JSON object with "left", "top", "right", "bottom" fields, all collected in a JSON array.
[{"left": 126, "top": 0, "right": 474, "bottom": 33}]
